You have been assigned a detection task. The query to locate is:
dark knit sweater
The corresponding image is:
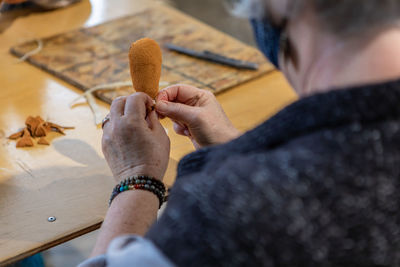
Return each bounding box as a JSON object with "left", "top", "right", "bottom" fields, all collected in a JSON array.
[{"left": 146, "top": 79, "right": 400, "bottom": 267}]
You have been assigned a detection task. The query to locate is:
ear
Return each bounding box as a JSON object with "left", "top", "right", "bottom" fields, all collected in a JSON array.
[
  {"left": 279, "top": 30, "right": 299, "bottom": 71},
  {"left": 267, "top": 0, "right": 303, "bottom": 26},
  {"left": 266, "top": 0, "right": 290, "bottom": 25}
]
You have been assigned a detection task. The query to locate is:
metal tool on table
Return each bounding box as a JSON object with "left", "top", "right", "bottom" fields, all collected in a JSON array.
[
  {"left": 30, "top": 0, "right": 80, "bottom": 9},
  {"left": 0, "top": 0, "right": 80, "bottom": 12},
  {"left": 165, "top": 43, "right": 259, "bottom": 70}
]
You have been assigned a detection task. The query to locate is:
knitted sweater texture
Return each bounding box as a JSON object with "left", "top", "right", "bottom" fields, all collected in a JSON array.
[{"left": 147, "top": 79, "right": 400, "bottom": 267}]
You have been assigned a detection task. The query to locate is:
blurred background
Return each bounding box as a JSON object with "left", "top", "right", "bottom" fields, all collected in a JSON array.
[{"left": 168, "top": 0, "right": 256, "bottom": 47}]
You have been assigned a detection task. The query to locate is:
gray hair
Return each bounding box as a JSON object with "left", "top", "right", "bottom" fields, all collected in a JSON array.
[
  {"left": 227, "top": 0, "right": 266, "bottom": 19},
  {"left": 230, "top": 0, "right": 400, "bottom": 35},
  {"left": 313, "top": 0, "right": 400, "bottom": 36}
]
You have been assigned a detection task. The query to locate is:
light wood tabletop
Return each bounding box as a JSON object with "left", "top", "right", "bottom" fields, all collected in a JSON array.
[{"left": 0, "top": 0, "right": 297, "bottom": 264}]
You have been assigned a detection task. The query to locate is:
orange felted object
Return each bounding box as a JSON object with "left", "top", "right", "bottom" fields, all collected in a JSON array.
[
  {"left": 25, "top": 116, "right": 41, "bottom": 134},
  {"left": 34, "top": 123, "right": 47, "bottom": 137},
  {"left": 37, "top": 137, "right": 50, "bottom": 145},
  {"left": 16, "top": 128, "right": 34, "bottom": 148},
  {"left": 129, "top": 38, "right": 162, "bottom": 99},
  {"left": 8, "top": 129, "right": 24, "bottom": 140},
  {"left": 9, "top": 116, "right": 74, "bottom": 148}
]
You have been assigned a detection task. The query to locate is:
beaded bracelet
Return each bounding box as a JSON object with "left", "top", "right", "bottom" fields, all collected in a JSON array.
[{"left": 109, "top": 175, "right": 166, "bottom": 208}]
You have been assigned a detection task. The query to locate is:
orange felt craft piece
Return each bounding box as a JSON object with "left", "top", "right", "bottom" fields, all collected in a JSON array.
[
  {"left": 129, "top": 38, "right": 162, "bottom": 99},
  {"left": 8, "top": 129, "right": 24, "bottom": 140},
  {"left": 8, "top": 116, "right": 74, "bottom": 148},
  {"left": 37, "top": 137, "right": 50, "bottom": 145},
  {"left": 16, "top": 129, "right": 34, "bottom": 148}
]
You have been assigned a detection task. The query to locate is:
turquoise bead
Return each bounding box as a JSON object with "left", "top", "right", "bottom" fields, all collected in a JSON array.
[
  {"left": 124, "top": 185, "right": 129, "bottom": 191},
  {"left": 119, "top": 186, "right": 124, "bottom": 192}
]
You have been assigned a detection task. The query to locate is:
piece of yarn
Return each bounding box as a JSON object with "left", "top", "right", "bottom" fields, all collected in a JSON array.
[{"left": 129, "top": 38, "right": 162, "bottom": 99}]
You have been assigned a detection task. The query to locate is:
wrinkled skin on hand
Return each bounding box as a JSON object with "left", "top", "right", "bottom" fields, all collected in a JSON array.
[
  {"left": 156, "top": 84, "right": 241, "bottom": 149},
  {"left": 102, "top": 93, "right": 170, "bottom": 182}
]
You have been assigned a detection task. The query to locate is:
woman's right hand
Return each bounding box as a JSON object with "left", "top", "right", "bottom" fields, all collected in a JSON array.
[{"left": 155, "top": 84, "right": 240, "bottom": 149}]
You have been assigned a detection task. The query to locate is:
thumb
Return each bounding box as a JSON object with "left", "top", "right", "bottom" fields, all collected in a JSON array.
[
  {"left": 156, "top": 100, "right": 196, "bottom": 124},
  {"left": 146, "top": 110, "right": 162, "bottom": 130}
]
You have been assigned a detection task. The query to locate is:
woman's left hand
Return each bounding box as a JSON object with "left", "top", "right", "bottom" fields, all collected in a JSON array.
[{"left": 102, "top": 93, "right": 170, "bottom": 183}]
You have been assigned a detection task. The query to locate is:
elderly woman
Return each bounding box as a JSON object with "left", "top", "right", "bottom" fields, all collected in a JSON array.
[{"left": 80, "top": 0, "right": 400, "bottom": 266}]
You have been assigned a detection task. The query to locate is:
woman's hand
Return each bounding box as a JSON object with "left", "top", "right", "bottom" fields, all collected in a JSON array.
[
  {"left": 102, "top": 93, "right": 170, "bottom": 183},
  {"left": 155, "top": 84, "right": 240, "bottom": 149}
]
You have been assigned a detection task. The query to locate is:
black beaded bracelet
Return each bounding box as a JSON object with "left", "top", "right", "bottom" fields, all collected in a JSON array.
[{"left": 109, "top": 175, "right": 166, "bottom": 208}]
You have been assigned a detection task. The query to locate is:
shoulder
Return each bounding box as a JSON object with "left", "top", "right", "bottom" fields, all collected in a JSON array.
[{"left": 149, "top": 121, "right": 400, "bottom": 266}]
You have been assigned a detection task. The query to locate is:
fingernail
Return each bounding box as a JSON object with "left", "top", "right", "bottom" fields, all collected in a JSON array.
[{"left": 156, "top": 101, "right": 168, "bottom": 112}]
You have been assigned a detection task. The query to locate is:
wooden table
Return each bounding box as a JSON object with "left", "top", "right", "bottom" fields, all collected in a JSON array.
[{"left": 0, "top": 0, "right": 297, "bottom": 264}]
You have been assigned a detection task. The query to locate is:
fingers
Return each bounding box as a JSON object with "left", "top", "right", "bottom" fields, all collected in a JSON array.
[
  {"left": 124, "top": 93, "right": 154, "bottom": 122},
  {"left": 155, "top": 84, "right": 209, "bottom": 125},
  {"left": 173, "top": 121, "right": 190, "bottom": 136},
  {"left": 110, "top": 96, "right": 126, "bottom": 120},
  {"left": 156, "top": 84, "right": 204, "bottom": 104},
  {"left": 147, "top": 110, "right": 163, "bottom": 131},
  {"left": 156, "top": 100, "right": 197, "bottom": 125}
]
